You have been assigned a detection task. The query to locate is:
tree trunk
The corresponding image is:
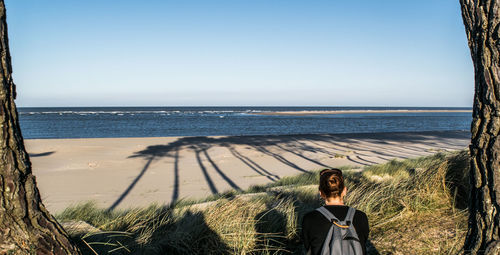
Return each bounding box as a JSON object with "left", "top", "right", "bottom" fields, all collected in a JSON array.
[
  {"left": 0, "top": 1, "right": 80, "bottom": 254},
  {"left": 460, "top": 0, "right": 500, "bottom": 254}
]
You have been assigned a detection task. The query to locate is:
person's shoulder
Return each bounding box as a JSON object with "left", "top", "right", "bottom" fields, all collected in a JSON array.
[
  {"left": 352, "top": 208, "right": 369, "bottom": 224},
  {"left": 303, "top": 208, "right": 321, "bottom": 219},
  {"left": 353, "top": 208, "right": 367, "bottom": 218},
  {"left": 302, "top": 208, "right": 325, "bottom": 223}
]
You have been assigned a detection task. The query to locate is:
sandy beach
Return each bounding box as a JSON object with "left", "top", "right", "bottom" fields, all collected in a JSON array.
[{"left": 25, "top": 131, "right": 470, "bottom": 213}]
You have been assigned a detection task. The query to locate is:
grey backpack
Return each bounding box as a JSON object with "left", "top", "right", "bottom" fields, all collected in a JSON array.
[{"left": 315, "top": 206, "right": 363, "bottom": 255}]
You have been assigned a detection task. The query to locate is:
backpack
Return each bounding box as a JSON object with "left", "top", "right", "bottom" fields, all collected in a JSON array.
[{"left": 314, "top": 206, "right": 363, "bottom": 255}]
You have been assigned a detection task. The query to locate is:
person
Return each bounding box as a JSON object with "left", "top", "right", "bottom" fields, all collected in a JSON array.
[{"left": 301, "top": 168, "right": 370, "bottom": 255}]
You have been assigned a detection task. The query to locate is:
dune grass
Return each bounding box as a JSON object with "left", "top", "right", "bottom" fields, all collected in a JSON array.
[{"left": 57, "top": 151, "right": 470, "bottom": 254}]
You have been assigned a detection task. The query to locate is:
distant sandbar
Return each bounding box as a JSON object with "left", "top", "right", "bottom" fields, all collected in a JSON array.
[{"left": 251, "top": 109, "right": 472, "bottom": 116}]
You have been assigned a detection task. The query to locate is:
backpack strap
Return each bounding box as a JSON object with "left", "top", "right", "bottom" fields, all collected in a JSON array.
[
  {"left": 316, "top": 206, "right": 340, "bottom": 223},
  {"left": 344, "top": 207, "right": 356, "bottom": 225},
  {"left": 342, "top": 207, "right": 363, "bottom": 255},
  {"left": 315, "top": 207, "right": 343, "bottom": 255},
  {"left": 342, "top": 207, "right": 359, "bottom": 240},
  {"left": 316, "top": 206, "right": 364, "bottom": 255}
]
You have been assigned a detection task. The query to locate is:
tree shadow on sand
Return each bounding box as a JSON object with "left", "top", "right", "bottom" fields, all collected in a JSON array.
[
  {"left": 108, "top": 135, "right": 317, "bottom": 210},
  {"left": 108, "top": 131, "right": 469, "bottom": 211}
]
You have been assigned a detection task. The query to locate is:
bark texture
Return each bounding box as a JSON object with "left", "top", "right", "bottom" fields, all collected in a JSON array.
[
  {"left": 0, "top": 1, "right": 80, "bottom": 254},
  {"left": 461, "top": 0, "right": 500, "bottom": 254}
]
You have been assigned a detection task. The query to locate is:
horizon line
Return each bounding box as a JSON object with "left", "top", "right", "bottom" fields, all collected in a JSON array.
[{"left": 16, "top": 105, "right": 474, "bottom": 108}]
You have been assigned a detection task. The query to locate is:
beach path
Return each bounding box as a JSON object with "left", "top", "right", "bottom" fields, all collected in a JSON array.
[{"left": 25, "top": 131, "right": 470, "bottom": 213}]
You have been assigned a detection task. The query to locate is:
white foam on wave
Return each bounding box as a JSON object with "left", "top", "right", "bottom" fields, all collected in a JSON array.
[{"left": 21, "top": 109, "right": 275, "bottom": 116}]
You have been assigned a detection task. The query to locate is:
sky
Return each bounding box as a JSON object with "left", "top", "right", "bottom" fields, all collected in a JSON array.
[{"left": 6, "top": 0, "right": 473, "bottom": 107}]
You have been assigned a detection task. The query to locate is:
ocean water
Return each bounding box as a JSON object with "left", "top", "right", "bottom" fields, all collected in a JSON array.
[{"left": 18, "top": 107, "right": 472, "bottom": 139}]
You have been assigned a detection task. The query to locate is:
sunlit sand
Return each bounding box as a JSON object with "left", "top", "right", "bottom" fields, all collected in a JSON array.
[{"left": 25, "top": 131, "right": 470, "bottom": 213}]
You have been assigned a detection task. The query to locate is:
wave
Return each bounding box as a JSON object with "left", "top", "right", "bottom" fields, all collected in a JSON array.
[
  {"left": 19, "top": 110, "right": 266, "bottom": 115},
  {"left": 18, "top": 107, "right": 472, "bottom": 116}
]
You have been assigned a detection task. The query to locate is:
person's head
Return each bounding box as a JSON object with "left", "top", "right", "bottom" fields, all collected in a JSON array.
[{"left": 319, "top": 168, "right": 346, "bottom": 201}]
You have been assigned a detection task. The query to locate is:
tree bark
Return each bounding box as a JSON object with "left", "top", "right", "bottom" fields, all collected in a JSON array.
[
  {"left": 460, "top": 0, "right": 500, "bottom": 254},
  {"left": 0, "top": 1, "right": 81, "bottom": 254}
]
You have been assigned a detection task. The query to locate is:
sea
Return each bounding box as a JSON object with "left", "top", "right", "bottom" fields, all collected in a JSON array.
[{"left": 18, "top": 107, "right": 473, "bottom": 139}]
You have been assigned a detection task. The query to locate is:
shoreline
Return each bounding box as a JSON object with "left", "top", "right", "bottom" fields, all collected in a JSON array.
[
  {"left": 24, "top": 129, "right": 470, "bottom": 140},
  {"left": 25, "top": 130, "right": 470, "bottom": 213},
  {"left": 251, "top": 109, "right": 473, "bottom": 116}
]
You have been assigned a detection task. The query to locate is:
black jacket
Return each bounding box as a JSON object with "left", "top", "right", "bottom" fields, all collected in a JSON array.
[{"left": 301, "top": 205, "right": 369, "bottom": 255}]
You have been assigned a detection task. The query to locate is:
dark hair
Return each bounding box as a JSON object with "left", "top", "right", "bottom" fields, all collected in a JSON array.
[{"left": 319, "top": 168, "right": 344, "bottom": 198}]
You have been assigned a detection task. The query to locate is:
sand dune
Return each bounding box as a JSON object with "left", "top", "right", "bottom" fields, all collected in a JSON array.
[{"left": 25, "top": 131, "right": 470, "bottom": 213}]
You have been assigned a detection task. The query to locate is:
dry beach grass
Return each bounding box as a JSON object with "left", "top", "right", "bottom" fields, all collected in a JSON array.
[{"left": 57, "top": 150, "right": 470, "bottom": 254}]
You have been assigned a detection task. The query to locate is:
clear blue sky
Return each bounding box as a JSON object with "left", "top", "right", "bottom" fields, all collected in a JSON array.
[{"left": 6, "top": 0, "right": 473, "bottom": 107}]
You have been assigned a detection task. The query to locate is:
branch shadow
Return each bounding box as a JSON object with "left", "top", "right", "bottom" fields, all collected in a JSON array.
[
  {"left": 228, "top": 146, "right": 280, "bottom": 181},
  {"left": 193, "top": 145, "right": 219, "bottom": 194},
  {"left": 107, "top": 156, "right": 154, "bottom": 211},
  {"left": 201, "top": 147, "right": 241, "bottom": 191},
  {"left": 29, "top": 151, "right": 55, "bottom": 157},
  {"left": 273, "top": 143, "right": 332, "bottom": 168}
]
